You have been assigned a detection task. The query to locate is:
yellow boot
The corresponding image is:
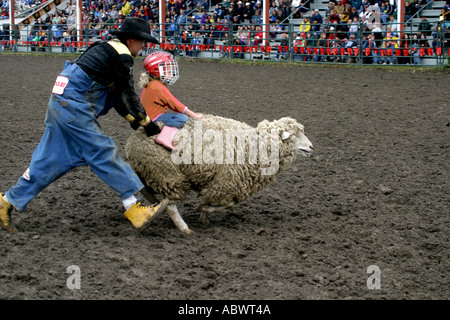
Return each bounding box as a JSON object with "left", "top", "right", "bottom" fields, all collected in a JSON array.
[
  {"left": 1, "top": 193, "right": 16, "bottom": 232},
  {"left": 124, "top": 199, "right": 169, "bottom": 230}
]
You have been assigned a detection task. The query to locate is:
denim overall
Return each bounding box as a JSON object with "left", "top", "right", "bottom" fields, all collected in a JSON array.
[{"left": 6, "top": 61, "right": 143, "bottom": 211}]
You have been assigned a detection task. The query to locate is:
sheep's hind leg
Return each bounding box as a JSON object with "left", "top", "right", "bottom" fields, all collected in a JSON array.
[
  {"left": 198, "top": 212, "right": 210, "bottom": 225},
  {"left": 197, "top": 201, "right": 237, "bottom": 225},
  {"left": 166, "top": 204, "right": 194, "bottom": 234}
]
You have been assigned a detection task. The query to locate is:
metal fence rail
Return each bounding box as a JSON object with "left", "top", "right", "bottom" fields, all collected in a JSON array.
[{"left": 1, "top": 20, "right": 448, "bottom": 67}]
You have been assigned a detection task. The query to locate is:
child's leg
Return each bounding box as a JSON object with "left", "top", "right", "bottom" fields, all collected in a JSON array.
[
  {"left": 154, "top": 113, "right": 190, "bottom": 150},
  {"left": 155, "top": 113, "right": 189, "bottom": 128}
]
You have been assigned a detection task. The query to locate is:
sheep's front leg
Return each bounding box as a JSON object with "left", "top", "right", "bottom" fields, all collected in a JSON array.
[{"left": 166, "top": 204, "right": 194, "bottom": 234}]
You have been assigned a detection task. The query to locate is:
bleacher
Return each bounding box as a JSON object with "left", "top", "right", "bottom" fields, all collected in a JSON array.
[
  {"left": 2, "top": 0, "right": 448, "bottom": 65},
  {"left": 1, "top": 0, "right": 72, "bottom": 51},
  {"left": 191, "top": 0, "right": 448, "bottom": 63}
]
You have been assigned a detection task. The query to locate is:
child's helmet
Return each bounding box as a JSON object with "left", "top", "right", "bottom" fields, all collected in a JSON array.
[{"left": 143, "top": 50, "right": 179, "bottom": 85}]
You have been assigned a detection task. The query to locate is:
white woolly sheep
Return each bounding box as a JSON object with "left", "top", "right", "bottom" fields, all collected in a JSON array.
[{"left": 125, "top": 114, "right": 313, "bottom": 234}]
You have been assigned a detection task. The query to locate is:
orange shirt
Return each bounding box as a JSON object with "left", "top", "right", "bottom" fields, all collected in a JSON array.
[{"left": 140, "top": 79, "right": 187, "bottom": 121}]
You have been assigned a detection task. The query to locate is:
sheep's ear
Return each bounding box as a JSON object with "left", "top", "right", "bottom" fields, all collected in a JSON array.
[{"left": 281, "top": 131, "right": 291, "bottom": 140}]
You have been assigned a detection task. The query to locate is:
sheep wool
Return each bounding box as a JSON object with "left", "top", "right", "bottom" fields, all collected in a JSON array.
[{"left": 125, "top": 114, "right": 312, "bottom": 232}]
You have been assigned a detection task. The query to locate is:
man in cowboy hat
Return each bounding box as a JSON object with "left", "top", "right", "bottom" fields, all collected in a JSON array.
[{"left": 1, "top": 18, "right": 169, "bottom": 233}]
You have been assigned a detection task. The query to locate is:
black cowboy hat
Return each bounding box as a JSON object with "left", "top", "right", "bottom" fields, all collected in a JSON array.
[{"left": 110, "top": 17, "right": 159, "bottom": 44}]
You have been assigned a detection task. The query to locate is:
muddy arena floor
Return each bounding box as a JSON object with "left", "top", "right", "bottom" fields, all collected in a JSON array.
[{"left": 0, "top": 54, "right": 448, "bottom": 301}]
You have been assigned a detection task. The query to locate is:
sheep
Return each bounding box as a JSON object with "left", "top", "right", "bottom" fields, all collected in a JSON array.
[{"left": 125, "top": 114, "right": 313, "bottom": 234}]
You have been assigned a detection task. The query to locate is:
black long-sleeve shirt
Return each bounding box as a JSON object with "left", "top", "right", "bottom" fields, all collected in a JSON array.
[{"left": 76, "top": 39, "right": 150, "bottom": 126}]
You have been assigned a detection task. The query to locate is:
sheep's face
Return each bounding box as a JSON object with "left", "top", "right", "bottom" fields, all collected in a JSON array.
[
  {"left": 257, "top": 117, "right": 314, "bottom": 157},
  {"left": 282, "top": 126, "right": 313, "bottom": 157}
]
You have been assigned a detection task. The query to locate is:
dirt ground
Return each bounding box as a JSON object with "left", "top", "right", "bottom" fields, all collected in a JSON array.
[{"left": 0, "top": 54, "right": 448, "bottom": 301}]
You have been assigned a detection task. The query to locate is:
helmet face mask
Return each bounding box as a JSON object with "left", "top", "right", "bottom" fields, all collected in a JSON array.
[
  {"left": 143, "top": 50, "right": 179, "bottom": 85},
  {"left": 158, "top": 59, "right": 179, "bottom": 85}
]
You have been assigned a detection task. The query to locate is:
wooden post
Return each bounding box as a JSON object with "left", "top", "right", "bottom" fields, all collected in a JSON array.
[
  {"left": 10, "top": 0, "right": 15, "bottom": 25},
  {"left": 398, "top": 0, "right": 405, "bottom": 38}
]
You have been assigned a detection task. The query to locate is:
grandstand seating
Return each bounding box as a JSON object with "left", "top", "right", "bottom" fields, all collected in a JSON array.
[{"left": 1, "top": 0, "right": 448, "bottom": 66}]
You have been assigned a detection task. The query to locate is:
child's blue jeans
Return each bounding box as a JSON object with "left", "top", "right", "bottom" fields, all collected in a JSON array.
[{"left": 154, "top": 113, "right": 189, "bottom": 129}]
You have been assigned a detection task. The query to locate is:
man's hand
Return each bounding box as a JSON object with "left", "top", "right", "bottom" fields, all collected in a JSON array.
[{"left": 144, "top": 121, "right": 161, "bottom": 137}]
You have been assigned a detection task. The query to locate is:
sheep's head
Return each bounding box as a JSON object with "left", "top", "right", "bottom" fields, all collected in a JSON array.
[{"left": 258, "top": 117, "right": 314, "bottom": 158}]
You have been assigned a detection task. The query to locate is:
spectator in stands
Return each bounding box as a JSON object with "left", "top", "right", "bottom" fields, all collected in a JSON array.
[
  {"left": 51, "top": 21, "right": 64, "bottom": 41},
  {"left": 176, "top": 8, "right": 188, "bottom": 27},
  {"left": 235, "top": 1, "right": 245, "bottom": 20},
  {"left": 232, "top": 15, "right": 241, "bottom": 29},
  {"left": 188, "top": 15, "right": 200, "bottom": 30},
  {"left": 325, "top": 1, "right": 335, "bottom": 18},
  {"left": 297, "top": 1, "right": 311, "bottom": 19},
  {"left": 344, "top": 34, "right": 358, "bottom": 63},
  {"left": 418, "top": 15, "right": 432, "bottom": 36},
  {"left": 190, "top": 31, "right": 203, "bottom": 57},
  {"left": 340, "top": 4, "right": 352, "bottom": 24},
  {"left": 381, "top": 35, "right": 398, "bottom": 64},
  {"left": 299, "top": 16, "right": 311, "bottom": 34},
  {"left": 363, "top": 33, "right": 380, "bottom": 64},
  {"left": 378, "top": 2, "right": 388, "bottom": 24},
  {"left": 348, "top": 6, "right": 359, "bottom": 22},
  {"left": 410, "top": 33, "right": 421, "bottom": 65},
  {"left": 387, "top": 15, "right": 398, "bottom": 33},
  {"left": 305, "top": 31, "right": 316, "bottom": 60},
  {"left": 276, "top": 32, "right": 289, "bottom": 60},
  {"left": 236, "top": 24, "right": 249, "bottom": 44},
  {"left": 293, "top": 32, "right": 306, "bottom": 60},
  {"left": 322, "top": 16, "right": 332, "bottom": 30},
  {"left": 334, "top": 0, "right": 346, "bottom": 16},
  {"left": 224, "top": 2, "right": 235, "bottom": 20},
  {"left": 315, "top": 32, "right": 328, "bottom": 62},
  {"left": 329, "top": 35, "right": 342, "bottom": 62},
  {"left": 398, "top": 33, "right": 413, "bottom": 64},
  {"left": 151, "top": 23, "right": 160, "bottom": 39},
  {"left": 214, "top": 3, "right": 224, "bottom": 19},
  {"left": 328, "top": 9, "right": 340, "bottom": 24},
  {"left": 310, "top": 18, "right": 321, "bottom": 35},
  {"left": 276, "top": 7, "right": 287, "bottom": 23},
  {"left": 279, "top": 0, "right": 292, "bottom": 21},
  {"left": 310, "top": 9, "right": 323, "bottom": 25},
  {"left": 351, "top": 0, "right": 362, "bottom": 10},
  {"left": 251, "top": 24, "right": 263, "bottom": 45},
  {"left": 110, "top": 5, "right": 119, "bottom": 19},
  {"left": 242, "top": 2, "right": 255, "bottom": 23},
  {"left": 384, "top": 1, "right": 395, "bottom": 17},
  {"left": 359, "top": 0, "right": 371, "bottom": 12},
  {"left": 438, "top": 8, "right": 449, "bottom": 26},
  {"left": 200, "top": 9, "right": 209, "bottom": 24},
  {"left": 210, "top": 23, "right": 221, "bottom": 42},
  {"left": 348, "top": 16, "right": 359, "bottom": 38},
  {"left": 409, "top": 33, "right": 422, "bottom": 65},
  {"left": 180, "top": 25, "right": 192, "bottom": 45},
  {"left": 327, "top": 26, "right": 336, "bottom": 40},
  {"left": 404, "top": 1, "right": 417, "bottom": 24},
  {"left": 275, "top": 18, "right": 286, "bottom": 34},
  {"left": 269, "top": 8, "right": 278, "bottom": 23},
  {"left": 419, "top": 32, "right": 430, "bottom": 49},
  {"left": 252, "top": 9, "right": 263, "bottom": 25}
]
